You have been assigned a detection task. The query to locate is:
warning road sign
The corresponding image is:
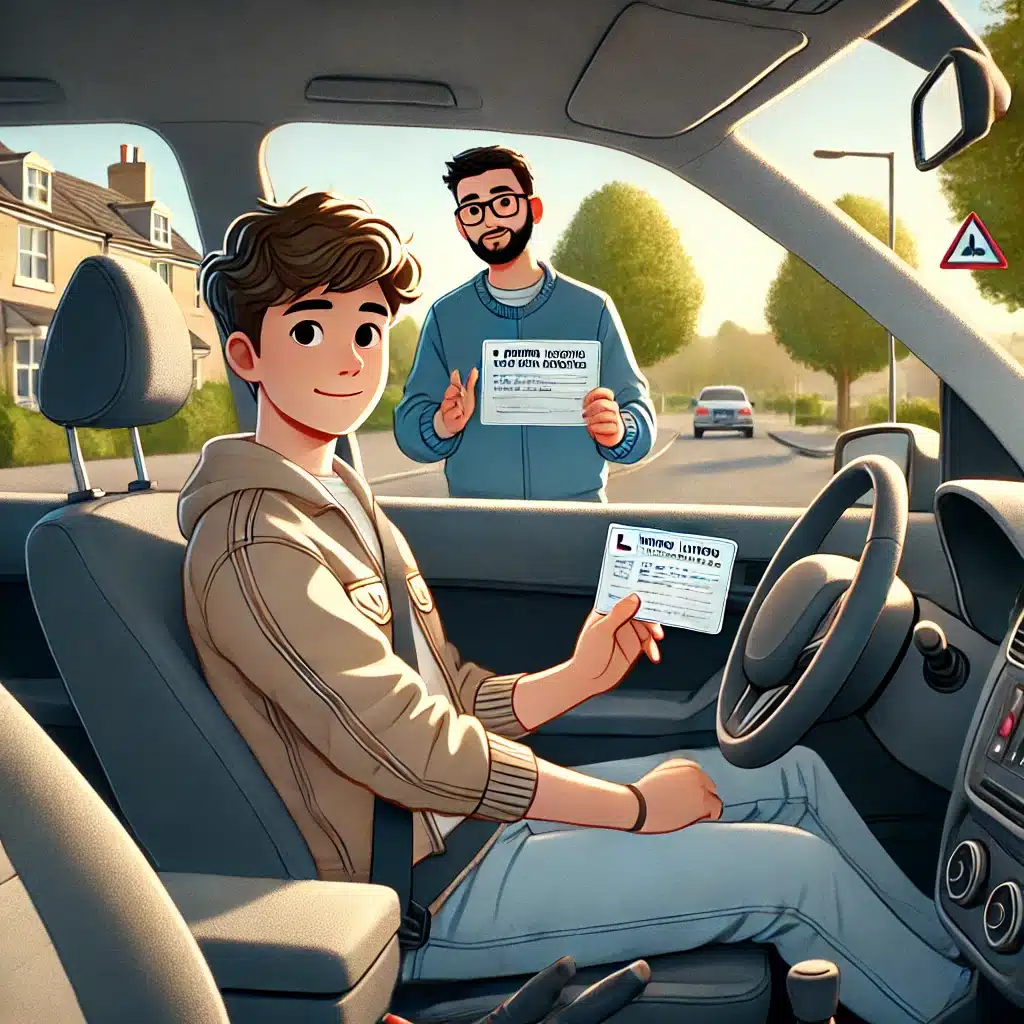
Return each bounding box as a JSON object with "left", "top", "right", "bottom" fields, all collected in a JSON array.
[{"left": 940, "top": 213, "right": 1007, "bottom": 270}]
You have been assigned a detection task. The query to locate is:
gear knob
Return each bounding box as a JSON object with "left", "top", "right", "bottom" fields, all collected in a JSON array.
[{"left": 786, "top": 960, "right": 840, "bottom": 1023}]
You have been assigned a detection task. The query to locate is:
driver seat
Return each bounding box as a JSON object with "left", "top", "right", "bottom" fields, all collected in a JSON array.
[{"left": 25, "top": 255, "right": 772, "bottom": 1024}]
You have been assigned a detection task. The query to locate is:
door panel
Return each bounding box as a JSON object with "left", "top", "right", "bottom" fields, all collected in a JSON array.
[
  {"left": 384, "top": 498, "right": 961, "bottom": 766},
  {"left": 386, "top": 497, "right": 961, "bottom": 882},
  {"left": 386, "top": 500, "right": 959, "bottom": 613}
]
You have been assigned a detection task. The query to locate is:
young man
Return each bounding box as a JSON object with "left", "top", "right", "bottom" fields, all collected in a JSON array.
[
  {"left": 183, "top": 191, "right": 971, "bottom": 1024},
  {"left": 393, "top": 146, "right": 656, "bottom": 502}
]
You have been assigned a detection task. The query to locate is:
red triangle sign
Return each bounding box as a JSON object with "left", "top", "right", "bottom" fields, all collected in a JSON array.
[{"left": 941, "top": 213, "right": 1007, "bottom": 270}]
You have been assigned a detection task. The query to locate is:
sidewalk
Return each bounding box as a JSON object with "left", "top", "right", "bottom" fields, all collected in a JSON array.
[{"left": 767, "top": 425, "right": 839, "bottom": 459}]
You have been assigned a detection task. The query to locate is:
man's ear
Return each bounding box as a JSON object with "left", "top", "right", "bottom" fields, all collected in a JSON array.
[
  {"left": 530, "top": 196, "right": 544, "bottom": 225},
  {"left": 224, "top": 331, "right": 261, "bottom": 383},
  {"left": 455, "top": 214, "right": 468, "bottom": 240}
]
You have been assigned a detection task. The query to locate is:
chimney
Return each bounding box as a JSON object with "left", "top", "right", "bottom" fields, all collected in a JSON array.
[{"left": 107, "top": 142, "right": 152, "bottom": 202}]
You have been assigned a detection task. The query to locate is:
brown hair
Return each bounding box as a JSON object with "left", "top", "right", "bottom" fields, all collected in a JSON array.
[
  {"left": 442, "top": 146, "right": 534, "bottom": 201},
  {"left": 200, "top": 191, "right": 422, "bottom": 356}
]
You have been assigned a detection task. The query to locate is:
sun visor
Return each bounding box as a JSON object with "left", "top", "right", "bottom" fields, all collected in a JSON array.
[{"left": 567, "top": 3, "right": 807, "bottom": 138}]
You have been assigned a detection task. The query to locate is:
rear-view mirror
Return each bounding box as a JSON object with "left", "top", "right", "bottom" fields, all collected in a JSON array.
[
  {"left": 912, "top": 47, "right": 1011, "bottom": 172},
  {"left": 689, "top": 397, "right": 697, "bottom": 409}
]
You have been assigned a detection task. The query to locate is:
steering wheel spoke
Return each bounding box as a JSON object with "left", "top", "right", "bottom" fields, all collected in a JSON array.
[{"left": 725, "top": 684, "right": 792, "bottom": 738}]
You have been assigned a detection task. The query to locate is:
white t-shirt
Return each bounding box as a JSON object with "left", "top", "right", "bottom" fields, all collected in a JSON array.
[
  {"left": 485, "top": 274, "right": 545, "bottom": 307},
  {"left": 318, "top": 475, "right": 464, "bottom": 838}
]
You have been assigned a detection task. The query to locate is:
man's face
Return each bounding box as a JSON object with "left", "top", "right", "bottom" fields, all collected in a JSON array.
[
  {"left": 454, "top": 168, "right": 537, "bottom": 266},
  {"left": 230, "top": 282, "right": 390, "bottom": 438}
]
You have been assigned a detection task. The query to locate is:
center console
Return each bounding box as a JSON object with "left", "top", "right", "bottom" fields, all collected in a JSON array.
[{"left": 939, "top": 611, "right": 1024, "bottom": 1004}]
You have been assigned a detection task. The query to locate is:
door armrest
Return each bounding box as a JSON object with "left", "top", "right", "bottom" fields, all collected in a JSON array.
[
  {"left": 160, "top": 873, "right": 400, "bottom": 999},
  {"left": 536, "top": 672, "right": 722, "bottom": 736}
]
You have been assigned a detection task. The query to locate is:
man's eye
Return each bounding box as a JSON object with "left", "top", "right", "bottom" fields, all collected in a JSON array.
[
  {"left": 290, "top": 320, "right": 323, "bottom": 347},
  {"left": 495, "top": 196, "right": 514, "bottom": 212},
  {"left": 354, "top": 323, "right": 382, "bottom": 349}
]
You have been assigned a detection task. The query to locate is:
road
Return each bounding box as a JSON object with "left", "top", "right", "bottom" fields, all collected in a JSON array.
[{"left": 0, "top": 414, "right": 838, "bottom": 508}]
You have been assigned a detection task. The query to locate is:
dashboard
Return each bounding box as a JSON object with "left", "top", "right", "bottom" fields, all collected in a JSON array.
[{"left": 933, "top": 481, "right": 1024, "bottom": 1005}]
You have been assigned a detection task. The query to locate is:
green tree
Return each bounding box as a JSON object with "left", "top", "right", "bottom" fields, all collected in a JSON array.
[
  {"left": 938, "top": 0, "right": 1022, "bottom": 311},
  {"left": 765, "top": 194, "right": 919, "bottom": 431},
  {"left": 550, "top": 182, "right": 704, "bottom": 367},
  {"left": 388, "top": 316, "right": 419, "bottom": 387}
]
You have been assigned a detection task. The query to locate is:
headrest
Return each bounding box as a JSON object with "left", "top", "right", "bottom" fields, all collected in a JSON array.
[{"left": 39, "top": 256, "right": 193, "bottom": 429}]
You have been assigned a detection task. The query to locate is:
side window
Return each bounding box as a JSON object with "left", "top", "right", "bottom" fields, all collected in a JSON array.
[
  {"left": 265, "top": 122, "right": 946, "bottom": 507},
  {"left": 0, "top": 126, "right": 237, "bottom": 494}
]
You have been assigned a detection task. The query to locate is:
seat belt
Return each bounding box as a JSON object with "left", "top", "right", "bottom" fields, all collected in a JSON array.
[{"left": 369, "top": 500, "right": 431, "bottom": 953}]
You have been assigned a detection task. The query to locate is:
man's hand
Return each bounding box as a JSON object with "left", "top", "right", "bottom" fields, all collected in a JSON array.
[
  {"left": 434, "top": 368, "right": 479, "bottom": 439},
  {"left": 582, "top": 388, "right": 625, "bottom": 448},
  {"left": 383, "top": 956, "right": 650, "bottom": 1024},
  {"left": 570, "top": 593, "right": 663, "bottom": 699},
  {"left": 632, "top": 757, "right": 723, "bottom": 834}
]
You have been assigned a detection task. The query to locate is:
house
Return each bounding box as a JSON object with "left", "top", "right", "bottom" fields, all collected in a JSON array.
[{"left": 0, "top": 140, "right": 225, "bottom": 410}]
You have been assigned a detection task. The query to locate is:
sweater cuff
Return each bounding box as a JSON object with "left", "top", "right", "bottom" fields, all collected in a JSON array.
[
  {"left": 420, "top": 405, "right": 461, "bottom": 458},
  {"left": 599, "top": 408, "right": 639, "bottom": 461},
  {"left": 474, "top": 673, "right": 528, "bottom": 738},
  {"left": 475, "top": 733, "right": 538, "bottom": 822}
]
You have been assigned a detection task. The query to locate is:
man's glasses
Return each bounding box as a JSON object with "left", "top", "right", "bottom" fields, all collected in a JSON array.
[{"left": 456, "top": 193, "right": 530, "bottom": 227}]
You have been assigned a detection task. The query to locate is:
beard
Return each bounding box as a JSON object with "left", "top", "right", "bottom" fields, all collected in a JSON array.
[{"left": 467, "top": 211, "right": 534, "bottom": 265}]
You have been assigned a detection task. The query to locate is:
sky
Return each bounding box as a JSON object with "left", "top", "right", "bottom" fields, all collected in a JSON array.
[{"left": 1, "top": 0, "right": 1019, "bottom": 343}]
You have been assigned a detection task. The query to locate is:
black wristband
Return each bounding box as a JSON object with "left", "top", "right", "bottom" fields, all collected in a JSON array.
[{"left": 627, "top": 784, "right": 647, "bottom": 833}]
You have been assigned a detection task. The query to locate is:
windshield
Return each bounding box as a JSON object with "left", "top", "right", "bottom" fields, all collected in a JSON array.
[
  {"left": 700, "top": 388, "right": 747, "bottom": 402},
  {"left": 740, "top": 0, "right": 1022, "bottom": 352}
]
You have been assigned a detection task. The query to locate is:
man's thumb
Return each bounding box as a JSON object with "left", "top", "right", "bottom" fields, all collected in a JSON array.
[{"left": 602, "top": 593, "right": 641, "bottom": 630}]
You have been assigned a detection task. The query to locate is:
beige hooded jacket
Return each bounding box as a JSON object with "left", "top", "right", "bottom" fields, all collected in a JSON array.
[{"left": 178, "top": 434, "right": 539, "bottom": 886}]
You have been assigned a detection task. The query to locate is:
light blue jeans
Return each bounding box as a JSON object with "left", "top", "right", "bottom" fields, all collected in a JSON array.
[{"left": 403, "top": 746, "right": 972, "bottom": 1024}]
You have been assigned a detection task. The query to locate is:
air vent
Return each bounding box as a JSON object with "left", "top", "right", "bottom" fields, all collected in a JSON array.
[
  {"left": 1009, "top": 609, "right": 1024, "bottom": 668},
  {"left": 707, "top": 0, "right": 843, "bottom": 11}
]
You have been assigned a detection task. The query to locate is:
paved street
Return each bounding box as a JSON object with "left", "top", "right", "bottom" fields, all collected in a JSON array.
[
  {"left": 0, "top": 414, "right": 838, "bottom": 508},
  {"left": 367, "top": 413, "right": 837, "bottom": 505}
]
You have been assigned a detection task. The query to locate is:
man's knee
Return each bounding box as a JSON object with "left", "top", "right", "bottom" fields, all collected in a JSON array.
[{"left": 779, "top": 746, "right": 828, "bottom": 803}]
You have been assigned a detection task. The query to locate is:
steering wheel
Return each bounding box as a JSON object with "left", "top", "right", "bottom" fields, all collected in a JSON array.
[{"left": 717, "top": 455, "right": 909, "bottom": 769}]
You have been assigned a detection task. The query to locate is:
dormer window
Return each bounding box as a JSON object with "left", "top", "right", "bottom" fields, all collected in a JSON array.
[
  {"left": 25, "top": 164, "right": 52, "bottom": 209},
  {"left": 152, "top": 211, "right": 171, "bottom": 247}
]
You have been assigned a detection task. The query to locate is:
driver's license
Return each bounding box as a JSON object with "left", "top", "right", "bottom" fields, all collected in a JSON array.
[
  {"left": 479, "top": 340, "right": 601, "bottom": 426},
  {"left": 595, "top": 524, "right": 738, "bottom": 635}
]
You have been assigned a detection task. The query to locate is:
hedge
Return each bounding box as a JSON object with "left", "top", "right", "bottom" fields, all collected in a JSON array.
[
  {"left": 0, "top": 381, "right": 240, "bottom": 469},
  {"left": 856, "top": 396, "right": 940, "bottom": 432}
]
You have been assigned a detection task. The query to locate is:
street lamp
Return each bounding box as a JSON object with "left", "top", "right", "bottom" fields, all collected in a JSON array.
[{"left": 813, "top": 148, "right": 897, "bottom": 422}]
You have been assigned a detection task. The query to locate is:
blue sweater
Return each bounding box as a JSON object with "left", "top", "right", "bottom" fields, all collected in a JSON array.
[{"left": 393, "top": 263, "right": 656, "bottom": 501}]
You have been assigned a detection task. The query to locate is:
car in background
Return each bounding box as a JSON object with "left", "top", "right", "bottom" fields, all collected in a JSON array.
[{"left": 691, "top": 386, "right": 755, "bottom": 439}]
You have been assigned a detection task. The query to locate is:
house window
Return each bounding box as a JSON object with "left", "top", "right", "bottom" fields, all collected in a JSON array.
[
  {"left": 151, "top": 260, "right": 171, "bottom": 287},
  {"left": 152, "top": 211, "right": 171, "bottom": 247},
  {"left": 25, "top": 166, "right": 51, "bottom": 208},
  {"left": 194, "top": 273, "right": 202, "bottom": 309},
  {"left": 13, "top": 336, "right": 44, "bottom": 408},
  {"left": 17, "top": 225, "right": 51, "bottom": 285},
  {"left": 193, "top": 357, "right": 203, "bottom": 391}
]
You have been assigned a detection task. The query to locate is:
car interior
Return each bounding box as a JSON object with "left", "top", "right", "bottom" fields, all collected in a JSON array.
[{"left": 1, "top": 0, "right": 1024, "bottom": 1022}]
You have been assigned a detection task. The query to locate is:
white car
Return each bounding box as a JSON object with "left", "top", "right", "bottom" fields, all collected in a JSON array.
[{"left": 692, "top": 386, "right": 755, "bottom": 439}]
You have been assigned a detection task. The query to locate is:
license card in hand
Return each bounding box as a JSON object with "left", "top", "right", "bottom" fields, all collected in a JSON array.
[
  {"left": 595, "top": 524, "right": 738, "bottom": 635},
  {"left": 480, "top": 340, "right": 601, "bottom": 426}
]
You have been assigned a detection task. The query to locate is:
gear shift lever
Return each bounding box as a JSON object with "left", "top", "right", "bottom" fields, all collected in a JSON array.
[{"left": 787, "top": 960, "right": 839, "bottom": 1024}]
